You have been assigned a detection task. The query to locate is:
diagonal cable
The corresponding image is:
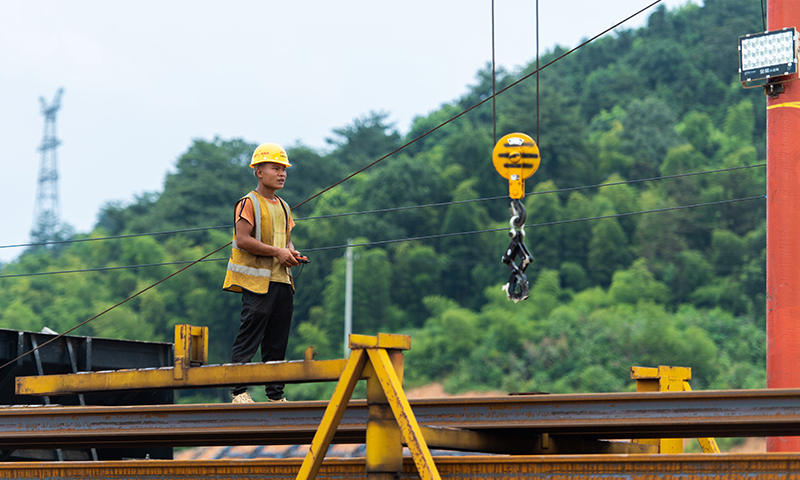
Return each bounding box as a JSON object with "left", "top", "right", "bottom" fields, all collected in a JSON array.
[
  {"left": 0, "top": 0, "right": 667, "bottom": 368},
  {"left": 0, "top": 242, "right": 231, "bottom": 370},
  {"left": 290, "top": 0, "right": 665, "bottom": 211}
]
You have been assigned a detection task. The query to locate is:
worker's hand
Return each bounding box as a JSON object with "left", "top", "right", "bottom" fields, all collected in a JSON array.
[{"left": 276, "top": 247, "right": 301, "bottom": 268}]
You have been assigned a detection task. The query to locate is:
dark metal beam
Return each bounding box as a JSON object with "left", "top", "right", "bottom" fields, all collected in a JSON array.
[
  {"left": 418, "top": 427, "right": 657, "bottom": 455},
  {"left": 2, "top": 388, "right": 800, "bottom": 450}
]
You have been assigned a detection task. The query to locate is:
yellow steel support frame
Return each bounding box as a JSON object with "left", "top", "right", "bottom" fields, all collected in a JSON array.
[
  {"left": 368, "top": 348, "right": 438, "bottom": 480},
  {"left": 365, "top": 348, "right": 403, "bottom": 478},
  {"left": 631, "top": 366, "right": 720, "bottom": 454},
  {"left": 297, "top": 334, "right": 440, "bottom": 480},
  {"left": 297, "top": 349, "right": 368, "bottom": 480},
  {"left": 174, "top": 324, "right": 208, "bottom": 380},
  {"left": 17, "top": 357, "right": 352, "bottom": 395},
  {"left": 18, "top": 329, "right": 430, "bottom": 479},
  {"left": 17, "top": 323, "right": 351, "bottom": 396}
]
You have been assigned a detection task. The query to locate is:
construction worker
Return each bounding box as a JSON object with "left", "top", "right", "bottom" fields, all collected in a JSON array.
[{"left": 223, "top": 143, "right": 300, "bottom": 403}]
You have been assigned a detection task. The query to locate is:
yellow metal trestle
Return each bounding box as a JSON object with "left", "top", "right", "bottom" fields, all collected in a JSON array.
[{"left": 298, "top": 333, "right": 440, "bottom": 480}]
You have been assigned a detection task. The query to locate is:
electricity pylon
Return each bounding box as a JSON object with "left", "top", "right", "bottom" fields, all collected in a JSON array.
[{"left": 31, "top": 88, "right": 64, "bottom": 244}]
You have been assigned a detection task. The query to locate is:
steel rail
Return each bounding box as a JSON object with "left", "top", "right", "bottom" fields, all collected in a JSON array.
[
  {"left": 2, "top": 454, "right": 800, "bottom": 480},
  {"left": 2, "top": 389, "right": 800, "bottom": 449}
]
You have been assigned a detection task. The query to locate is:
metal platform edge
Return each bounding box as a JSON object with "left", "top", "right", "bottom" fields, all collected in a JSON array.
[
  {"left": 4, "top": 388, "right": 800, "bottom": 450},
  {"left": 1, "top": 453, "right": 800, "bottom": 479}
]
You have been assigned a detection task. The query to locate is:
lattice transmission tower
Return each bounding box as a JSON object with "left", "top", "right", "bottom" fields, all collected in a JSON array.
[{"left": 31, "top": 88, "right": 64, "bottom": 244}]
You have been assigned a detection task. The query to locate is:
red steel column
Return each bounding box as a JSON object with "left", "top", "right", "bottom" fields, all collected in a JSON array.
[{"left": 766, "top": 0, "right": 800, "bottom": 453}]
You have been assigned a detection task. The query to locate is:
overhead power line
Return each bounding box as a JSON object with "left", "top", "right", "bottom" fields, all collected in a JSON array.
[
  {"left": 0, "top": 225, "right": 231, "bottom": 250},
  {"left": 304, "top": 195, "right": 766, "bottom": 252},
  {"left": 0, "top": 195, "right": 765, "bottom": 279},
  {"left": 0, "top": 0, "right": 669, "bottom": 367},
  {"left": 0, "top": 163, "right": 765, "bottom": 251},
  {"left": 290, "top": 0, "right": 666, "bottom": 211},
  {"left": 300, "top": 163, "right": 766, "bottom": 222},
  {"left": 0, "top": 258, "right": 228, "bottom": 278}
]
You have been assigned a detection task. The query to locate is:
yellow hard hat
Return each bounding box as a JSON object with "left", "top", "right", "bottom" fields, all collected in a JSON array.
[{"left": 250, "top": 143, "right": 291, "bottom": 168}]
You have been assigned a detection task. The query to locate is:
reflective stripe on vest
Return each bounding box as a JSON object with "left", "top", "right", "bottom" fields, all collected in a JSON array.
[{"left": 226, "top": 261, "right": 272, "bottom": 278}]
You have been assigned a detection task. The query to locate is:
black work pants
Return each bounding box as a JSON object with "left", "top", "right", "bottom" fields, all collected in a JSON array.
[{"left": 230, "top": 283, "right": 294, "bottom": 399}]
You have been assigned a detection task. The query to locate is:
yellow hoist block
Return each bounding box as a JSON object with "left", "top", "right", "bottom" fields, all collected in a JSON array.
[{"left": 492, "top": 133, "right": 540, "bottom": 199}]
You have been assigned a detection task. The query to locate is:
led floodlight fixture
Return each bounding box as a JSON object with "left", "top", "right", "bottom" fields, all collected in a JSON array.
[{"left": 739, "top": 28, "right": 798, "bottom": 82}]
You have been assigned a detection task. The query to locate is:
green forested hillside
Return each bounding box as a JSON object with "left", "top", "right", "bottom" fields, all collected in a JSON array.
[{"left": 0, "top": 0, "right": 767, "bottom": 399}]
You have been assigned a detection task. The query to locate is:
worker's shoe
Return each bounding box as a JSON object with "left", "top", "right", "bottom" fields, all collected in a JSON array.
[
  {"left": 232, "top": 392, "right": 255, "bottom": 404},
  {"left": 267, "top": 397, "right": 288, "bottom": 403}
]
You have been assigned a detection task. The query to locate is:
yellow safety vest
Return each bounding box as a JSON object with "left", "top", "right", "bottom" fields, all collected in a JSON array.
[{"left": 222, "top": 192, "right": 294, "bottom": 294}]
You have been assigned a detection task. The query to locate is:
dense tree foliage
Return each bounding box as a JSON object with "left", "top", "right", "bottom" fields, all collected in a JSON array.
[{"left": 1, "top": 0, "right": 767, "bottom": 400}]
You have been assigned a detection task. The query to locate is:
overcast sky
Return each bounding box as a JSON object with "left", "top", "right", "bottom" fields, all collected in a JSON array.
[{"left": 0, "top": 0, "right": 696, "bottom": 265}]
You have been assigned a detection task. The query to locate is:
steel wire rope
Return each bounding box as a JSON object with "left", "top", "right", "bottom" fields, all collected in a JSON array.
[
  {"left": 290, "top": 0, "right": 665, "bottom": 212},
  {"left": 536, "top": 0, "right": 540, "bottom": 146},
  {"left": 0, "top": 242, "right": 232, "bottom": 371},
  {"left": 0, "top": 195, "right": 765, "bottom": 280},
  {"left": 492, "top": 0, "right": 497, "bottom": 144},
  {"left": 0, "top": 163, "right": 766, "bottom": 252}
]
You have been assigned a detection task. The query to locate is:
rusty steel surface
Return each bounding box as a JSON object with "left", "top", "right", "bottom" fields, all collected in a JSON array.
[
  {"left": 2, "top": 388, "right": 800, "bottom": 450},
  {"left": 0, "top": 401, "right": 355, "bottom": 449},
  {"left": 1, "top": 454, "right": 800, "bottom": 479},
  {"left": 412, "top": 388, "right": 800, "bottom": 437}
]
